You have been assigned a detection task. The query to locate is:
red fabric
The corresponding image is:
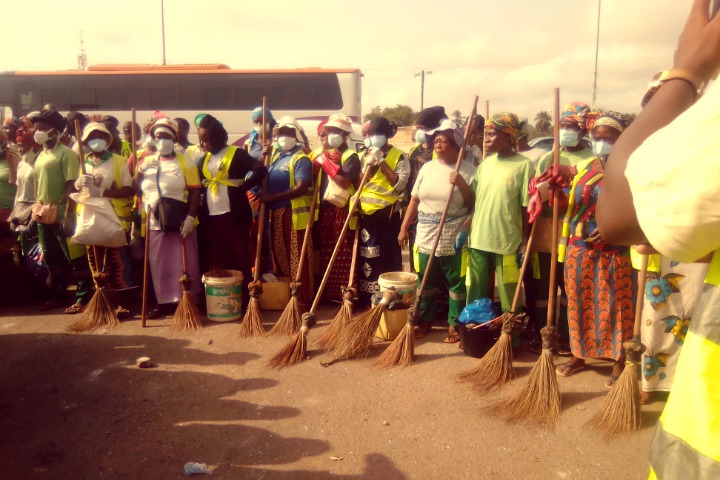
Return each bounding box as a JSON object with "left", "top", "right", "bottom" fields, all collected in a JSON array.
[{"left": 317, "top": 150, "right": 342, "bottom": 179}]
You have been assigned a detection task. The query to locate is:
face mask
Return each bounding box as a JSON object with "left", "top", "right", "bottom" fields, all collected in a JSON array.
[
  {"left": 363, "top": 137, "right": 371, "bottom": 149},
  {"left": 559, "top": 129, "right": 580, "bottom": 147},
  {"left": 87, "top": 138, "right": 107, "bottom": 153},
  {"left": 253, "top": 125, "right": 262, "bottom": 134},
  {"left": 34, "top": 129, "right": 53, "bottom": 145},
  {"left": 415, "top": 130, "right": 426, "bottom": 144},
  {"left": 277, "top": 136, "right": 296, "bottom": 151},
  {"left": 144, "top": 134, "right": 156, "bottom": 148},
  {"left": 370, "top": 134, "right": 387, "bottom": 148},
  {"left": 156, "top": 138, "right": 175, "bottom": 156},
  {"left": 592, "top": 140, "right": 613, "bottom": 157},
  {"left": 327, "top": 133, "right": 344, "bottom": 148}
]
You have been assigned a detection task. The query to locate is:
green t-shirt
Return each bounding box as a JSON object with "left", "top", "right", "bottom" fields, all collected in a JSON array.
[
  {"left": 0, "top": 158, "right": 18, "bottom": 209},
  {"left": 35, "top": 143, "right": 80, "bottom": 205},
  {"left": 536, "top": 146, "right": 594, "bottom": 175},
  {"left": 469, "top": 153, "right": 535, "bottom": 255}
]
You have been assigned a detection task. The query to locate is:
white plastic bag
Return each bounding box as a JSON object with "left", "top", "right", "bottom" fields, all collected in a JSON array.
[{"left": 70, "top": 193, "right": 128, "bottom": 248}]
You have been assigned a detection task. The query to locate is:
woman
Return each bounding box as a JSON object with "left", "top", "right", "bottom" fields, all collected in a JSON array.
[
  {"left": 244, "top": 106, "right": 276, "bottom": 162},
  {"left": 313, "top": 113, "right": 361, "bottom": 303},
  {"left": 9, "top": 126, "right": 39, "bottom": 255},
  {"left": 197, "top": 114, "right": 267, "bottom": 309},
  {"left": 73, "top": 122, "right": 137, "bottom": 317},
  {"left": 0, "top": 130, "right": 19, "bottom": 232},
  {"left": 398, "top": 121, "right": 475, "bottom": 342},
  {"left": 553, "top": 112, "right": 636, "bottom": 387},
  {"left": 261, "top": 116, "right": 314, "bottom": 311},
  {"left": 30, "top": 109, "right": 93, "bottom": 313},
  {"left": 134, "top": 118, "right": 202, "bottom": 318}
]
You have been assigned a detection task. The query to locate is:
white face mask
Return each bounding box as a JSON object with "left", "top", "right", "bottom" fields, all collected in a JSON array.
[
  {"left": 559, "top": 129, "right": 580, "bottom": 148},
  {"left": 144, "top": 134, "right": 156, "bottom": 148},
  {"left": 327, "top": 133, "right": 344, "bottom": 148},
  {"left": 415, "top": 130, "right": 427, "bottom": 144},
  {"left": 363, "top": 137, "right": 371, "bottom": 149},
  {"left": 592, "top": 139, "right": 613, "bottom": 157},
  {"left": 87, "top": 138, "right": 107, "bottom": 153},
  {"left": 34, "top": 129, "right": 53, "bottom": 145},
  {"left": 370, "top": 134, "right": 387, "bottom": 148},
  {"left": 277, "top": 136, "right": 296, "bottom": 151},
  {"left": 156, "top": 138, "right": 175, "bottom": 156},
  {"left": 253, "top": 125, "right": 262, "bottom": 134}
]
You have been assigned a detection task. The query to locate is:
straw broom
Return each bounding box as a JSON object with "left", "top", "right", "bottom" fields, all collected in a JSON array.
[
  {"left": 267, "top": 177, "right": 320, "bottom": 336},
  {"left": 269, "top": 163, "right": 374, "bottom": 368},
  {"left": 68, "top": 119, "right": 120, "bottom": 332},
  {"left": 171, "top": 236, "right": 203, "bottom": 331},
  {"left": 458, "top": 222, "right": 537, "bottom": 389},
  {"left": 374, "top": 96, "right": 479, "bottom": 368},
  {"left": 587, "top": 254, "right": 648, "bottom": 437},
  {"left": 315, "top": 226, "right": 361, "bottom": 349},
  {"left": 239, "top": 97, "right": 270, "bottom": 338},
  {"left": 492, "top": 88, "right": 562, "bottom": 426}
]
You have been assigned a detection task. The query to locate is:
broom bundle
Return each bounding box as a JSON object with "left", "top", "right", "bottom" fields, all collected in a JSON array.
[
  {"left": 458, "top": 222, "right": 537, "bottom": 390},
  {"left": 269, "top": 161, "right": 374, "bottom": 368},
  {"left": 375, "top": 96, "right": 479, "bottom": 368},
  {"left": 493, "top": 88, "right": 562, "bottom": 426},
  {"left": 239, "top": 97, "right": 270, "bottom": 338},
  {"left": 587, "top": 254, "right": 648, "bottom": 437},
  {"left": 171, "top": 237, "right": 203, "bottom": 331}
]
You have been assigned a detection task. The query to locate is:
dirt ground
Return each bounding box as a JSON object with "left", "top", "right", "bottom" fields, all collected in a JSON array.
[{"left": 0, "top": 301, "right": 661, "bottom": 480}]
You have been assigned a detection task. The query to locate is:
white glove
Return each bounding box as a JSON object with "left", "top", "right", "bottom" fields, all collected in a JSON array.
[
  {"left": 138, "top": 158, "right": 158, "bottom": 174},
  {"left": 86, "top": 183, "right": 105, "bottom": 198},
  {"left": 74, "top": 174, "right": 93, "bottom": 190},
  {"left": 181, "top": 215, "right": 195, "bottom": 238},
  {"left": 363, "top": 147, "right": 383, "bottom": 169}
]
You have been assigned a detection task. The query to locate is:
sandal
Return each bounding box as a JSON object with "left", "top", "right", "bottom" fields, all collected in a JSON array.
[
  {"left": 444, "top": 327, "right": 460, "bottom": 344},
  {"left": 146, "top": 306, "right": 164, "bottom": 320},
  {"left": 555, "top": 360, "right": 586, "bottom": 377},
  {"left": 555, "top": 342, "right": 573, "bottom": 357},
  {"left": 64, "top": 303, "right": 85, "bottom": 315},
  {"left": 116, "top": 306, "right": 131, "bottom": 320},
  {"left": 413, "top": 323, "right": 432, "bottom": 339}
]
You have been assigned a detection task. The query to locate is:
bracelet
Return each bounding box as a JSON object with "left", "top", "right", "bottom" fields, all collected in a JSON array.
[{"left": 641, "top": 68, "right": 706, "bottom": 107}]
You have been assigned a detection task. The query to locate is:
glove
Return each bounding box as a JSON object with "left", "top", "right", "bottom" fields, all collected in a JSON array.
[
  {"left": 180, "top": 215, "right": 195, "bottom": 238},
  {"left": 86, "top": 183, "right": 105, "bottom": 198},
  {"left": 74, "top": 174, "right": 93, "bottom": 190},
  {"left": 364, "top": 147, "right": 382, "bottom": 168},
  {"left": 453, "top": 230, "right": 468, "bottom": 254},
  {"left": 138, "top": 158, "right": 158, "bottom": 174},
  {"left": 527, "top": 191, "right": 543, "bottom": 224}
]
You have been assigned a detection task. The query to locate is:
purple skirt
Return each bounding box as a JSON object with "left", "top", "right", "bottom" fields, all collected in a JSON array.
[{"left": 148, "top": 229, "right": 202, "bottom": 304}]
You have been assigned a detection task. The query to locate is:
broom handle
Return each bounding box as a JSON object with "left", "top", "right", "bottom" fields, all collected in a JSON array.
[
  {"left": 482, "top": 100, "right": 489, "bottom": 163},
  {"left": 414, "top": 96, "right": 479, "bottom": 305},
  {"left": 141, "top": 205, "right": 152, "bottom": 328},
  {"left": 347, "top": 222, "right": 361, "bottom": 288},
  {"left": 293, "top": 175, "right": 321, "bottom": 283},
  {"left": 131, "top": 108, "right": 138, "bottom": 176},
  {"left": 633, "top": 254, "right": 649, "bottom": 339},
  {"left": 309, "top": 165, "right": 374, "bottom": 314},
  {"left": 546, "top": 87, "right": 561, "bottom": 328},
  {"left": 181, "top": 236, "right": 188, "bottom": 274},
  {"left": 510, "top": 221, "right": 538, "bottom": 313},
  {"left": 253, "top": 97, "right": 269, "bottom": 283},
  {"left": 75, "top": 120, "right": 87, "bottom": 176}
]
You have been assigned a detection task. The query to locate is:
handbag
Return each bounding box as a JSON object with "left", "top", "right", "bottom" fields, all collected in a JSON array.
[
  {"left": 153, "top": 159, "right": 187, "bottom": 233},
  {"left": 322, "top": 177, "right": 350, "bottom": 208},
  {"left": 9, "top": 201, "right": 34, "bottom": 231},
  {"left": 31, "top": 203, "right": 58, "bottom": 224}
]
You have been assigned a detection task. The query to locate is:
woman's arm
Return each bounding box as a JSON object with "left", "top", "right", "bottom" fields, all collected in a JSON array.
[
  {"left": 398, "top": 197, "right": 420, "bottom": 248},
  {"left": 450, "top": 171, "right": 474, "bottom": 210},
  {"left": 261, "top": 179, "right": 310, "bottom": 204},
  {"left": 103, "top": 186, "right": 135, "bottom": 198},
  {"left": 186, "top": 188, "right": 200, "bottom": 218}
]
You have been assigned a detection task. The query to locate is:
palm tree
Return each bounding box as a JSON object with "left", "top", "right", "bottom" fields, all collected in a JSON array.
[
  {"left": 534, "top": 111, "right": 552, "bottom": 136},
  {"left": 451, "top": 109, "right": 464, "bottom": 125}
]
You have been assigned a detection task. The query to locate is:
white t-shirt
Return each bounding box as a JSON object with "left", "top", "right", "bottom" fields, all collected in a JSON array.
[
  {"left": 141, "top": 155, "right": 190, "bottom": 230},
  {"left": 411, "top": 159, "right": 476, "bottom": 217},
  {"left": 14, "top": 152, "right": 37, "bottom": 203},
  {"left": 205, "top": 146, "right": 231, "bottom": 216},
  {"left": 85, "top": 154, "right": 132, "bottom": 191}
]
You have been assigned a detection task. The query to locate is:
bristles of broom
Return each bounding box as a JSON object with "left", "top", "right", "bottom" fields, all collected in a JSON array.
[
  {"left": 374, "top": 320, "right": 414, "bottom": 368},
  {"left": 267, "top": 282, "right": 302, "bottom": 336},
  {"left": 587, "top": 340, "right": 644, "bottom": 438},
  {"left": 268, "top": 312, "right": 316, "bottom": 368},
  {"left": 172, "top": 273, "right": 203, "bottom": 331},
  {"left": 492, "top": 326, "right": 560, "bottom": 427},
  {"left": 332, "top": 289, "right": 397, "bottom": 361},
  {"left": 238, "top": 282, "right": 266, "bottom": 338},
  {"left": 68, "top": 272, "right": 119, "bottom": 333},
  {"left": 458, "top": 313, "right": 515, "bottom": 391},
  {"left": 315, "top": 287, "right": 356, "bottom": 349}
]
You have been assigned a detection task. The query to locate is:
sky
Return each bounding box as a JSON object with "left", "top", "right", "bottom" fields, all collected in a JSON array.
[{"left": 1, "top": 0, "right": 688, "bottom": 122}]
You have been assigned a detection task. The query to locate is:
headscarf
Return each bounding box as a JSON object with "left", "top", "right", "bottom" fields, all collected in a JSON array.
[
  {"left": 317, "top": 120, "right": 328, "bottom": 136},
  {"left": 592, "top": 111, "right": 627, "bottom": 134},
  {"left": 15, "top": 125, "right": 36, "bottom": 148},
  {"left": 194, "top": 113, "right": 207, "bottom": 127},
  {"left": 487, "top": 113, "right": 521, "bottom": 142},
  {"left": 368, "top": 117, "right": 397, "bottom": 138},
  {"left": 561, "top": 102, "right": 591, "bottom": 130},
  {"left": 249, "top": 106, "right": 275, "bottom": 145}
]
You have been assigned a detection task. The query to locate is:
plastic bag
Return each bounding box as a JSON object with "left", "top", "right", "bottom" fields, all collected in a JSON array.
[
  {"left": 458, "top": 298, "right": 497, "bottom": 325},
  {"left": 70, "top": 193, "right": 128, "bottom": 248}
]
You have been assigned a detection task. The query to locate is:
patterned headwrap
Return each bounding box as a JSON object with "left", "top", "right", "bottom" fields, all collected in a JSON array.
[
  {"left": 561, "top": 102, "right": 591, "bottom": 130},
  {"left": 592, "top": 111, "right": 627, "bottom": 134},
  {"left": 15, "top": 125, "right": 36, "bottom": 147},
  {"left": 487, "top": 113, "right": 521, "bottom": 142}
]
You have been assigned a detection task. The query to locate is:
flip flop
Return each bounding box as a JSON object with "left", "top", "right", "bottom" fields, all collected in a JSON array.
[
  {"left": 64, "top": 303, "right": 85, "bottom": 315},
  {"left": 444, "top": 332, "right": 460, "bottom": 344},
  {"left": 555, "top": 342, "right": 573, "bottom": 357},
  {"left": 555, "top": 361, "right": 586, "bottom": 377}
]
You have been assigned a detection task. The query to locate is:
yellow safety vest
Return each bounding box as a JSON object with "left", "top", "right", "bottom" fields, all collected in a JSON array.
[
  {"left": 359, "top": 146, "right": 403, "bottom": 215},
  {"left": 649, "top": 249, "right": 720, "bottom": 480},
  {"left": 271, "top": 148, "right": 313, "bottom": 230},
  {"left": 201, "top": 146, "right": 244, "bottom": 195}
]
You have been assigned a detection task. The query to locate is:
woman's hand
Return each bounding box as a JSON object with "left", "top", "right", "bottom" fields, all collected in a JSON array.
[
  {"left": 398, "top": 228, "right": 409, "bottom": 248},
  {"left": 261, "top": 143, "right": 273, "bottom": 158},
  {"left": 259, "top": 192, "right": 275, "bottom": 203},
  {"left": 674, "top": 0, "right": 720, "bottom": 82},
  {"left": 449, "top": 171, "right": 466, "bottom": 188},
  {"left": 584, "top": 227, "right": 604, "bottom": 244},
  {"left": 634, "top": 243, "right": 659, "bottom": 255}
]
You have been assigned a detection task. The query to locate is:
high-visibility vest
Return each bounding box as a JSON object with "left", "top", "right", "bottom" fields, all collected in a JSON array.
[
  {"left": 359, "top": 146, "right": 403, "bottom": 215},
  {"left": 271, "top": 148, "right": 313, "bottom": 230},
  {"left": 649, "top": 249, "right": 720, "bottom": 480},
  {"left": 120, "top": 140, "right": 132, "bottom": 159}
]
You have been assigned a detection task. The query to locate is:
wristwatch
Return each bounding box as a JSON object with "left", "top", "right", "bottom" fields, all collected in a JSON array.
[{"left": 641, "top": 68, "right": 706, "bottom": 108}]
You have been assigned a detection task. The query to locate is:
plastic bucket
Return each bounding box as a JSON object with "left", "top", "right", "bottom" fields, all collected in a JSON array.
[
  {"left": 377, "top": 272, "right": 418, "bottom": 308},
  {"left": 202, "top": 270, "right": 244, "bottom": 322},
  {"left": 376, "top": 309, "right": 407, "bottom": 341},
  {"left": 259, "top": 277, "right": 291, "bottom": 311},
  {"left": 457, "top": 323, "right": 501, "bottom": 358}
]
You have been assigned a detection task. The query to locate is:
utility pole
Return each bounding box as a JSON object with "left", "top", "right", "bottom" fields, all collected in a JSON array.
[
  {"left": 414, "top": 70, "right": 432, "bottom": 111},
  {"left": 161, "top": 0, "right": 167, "bottom": 65},
  {"left": 592, "top": 0, "right": 601, "bottom": 110},
  {"left": 77, "top": 31, "right": 87, "bottom": 71}
]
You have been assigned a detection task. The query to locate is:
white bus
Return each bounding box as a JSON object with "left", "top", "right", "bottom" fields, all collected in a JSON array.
[{"left": 0, "top": 64, "right": 363, "bottom": 148}]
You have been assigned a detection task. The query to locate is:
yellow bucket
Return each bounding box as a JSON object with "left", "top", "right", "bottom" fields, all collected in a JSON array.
[
  {"left": 377, "top": 272, "right": 418, "bottom": 308},
  {"left": 376, "top": 309, "right": 408, "bottom": 341},
  {"left": 259, "top": 277, "right": 291, "bottom": 311}
]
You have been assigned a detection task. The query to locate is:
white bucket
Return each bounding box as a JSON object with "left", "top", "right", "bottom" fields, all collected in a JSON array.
[
  {"left": 201, "top": 270, "right": 244, "bottom": 322},
  {"left": 377, "top": 272, "right": 418, "bottom": 308}
]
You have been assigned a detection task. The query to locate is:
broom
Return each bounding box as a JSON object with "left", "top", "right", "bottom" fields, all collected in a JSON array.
[
  {"left": 492, "top": 88, "right": 562, "bottom": 426},
  {"left": 587, "top": 254, "right": 648, "bottom": 437},
  {"left": 141, "top": 204, "right": 151, "bottom": 328},
  {"left": 315, "top": 226, "right": 361, "bottom": 349},
  {"left": 267, "top": 176, "right": 320, "bottom": 335},
  {"left": 458, "top": 222, "right": 537, "bottom": 389},
  {"left": 239, "top": 97, "right": 270, "bottom": 338},
  {"left": 171, "top": 236, "right": 203, "bottom": 331},
  {"left": 268, "top": 161, "right": 374, "bottom": 368},
  {"left": 374, "top": 96, "right": 479, "bottom": 368},
  {"left": 68, "top": 119, "right": 120, "bottom": 332}
]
